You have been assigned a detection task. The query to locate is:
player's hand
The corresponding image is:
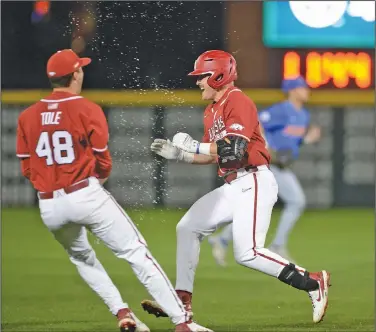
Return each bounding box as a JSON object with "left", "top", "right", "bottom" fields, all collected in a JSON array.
[
  {"left": 270, "top": 149, "right": 294, "bottom": 169},
  {"left": 151, "top": 139, "right": 180, "bottom": 159},
  {"left": 150, "top": 139, "right": 193, "bottom": 163},
  {"left": 304, "top": 125, "right": 321, "bottom": 144},
  {"left": 172, "top": 132, "right": 199, "bottom": 154}
]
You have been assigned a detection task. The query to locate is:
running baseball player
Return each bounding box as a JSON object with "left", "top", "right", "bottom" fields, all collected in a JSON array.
[
  {"left": 16, "top": 49, "right": 212, "bottom": 332},
  {"left": 208, "top": 76, "right": 321, "bottom": 265},
  {"left": 142, "top": 50, "right": 330, "bottom": 324}
]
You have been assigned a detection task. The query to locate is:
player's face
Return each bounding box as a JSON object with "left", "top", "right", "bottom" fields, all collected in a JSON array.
[
  {"left": 196, "top": 76, "right": 216, "bottom": 100},
  {"left": 292, "top": 87, "right": 310, "bottom": 102},
  {"left": 296, "top": 87, "right": 310, "bottom": 102},
  {"left": 73, "top": 68, "right": 84, "bottom": 94}
]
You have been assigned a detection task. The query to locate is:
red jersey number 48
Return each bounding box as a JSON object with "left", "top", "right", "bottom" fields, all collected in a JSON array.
[{"left": 36, "top": 131, "right": 75, "bottom": 166}]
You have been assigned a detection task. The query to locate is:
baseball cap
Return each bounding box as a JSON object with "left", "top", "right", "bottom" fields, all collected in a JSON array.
[
  {"left": 46, "top": 49, "right": 91, "bottom": 78},
  {"left": 281, "top": 76, "right": 308, "bottom": 93}
]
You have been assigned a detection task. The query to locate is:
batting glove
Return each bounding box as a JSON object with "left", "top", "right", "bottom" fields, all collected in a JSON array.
[
  {"left": 150, "top": 139, "right": 194, "bottom": 163},
  {"left": 172, "top": 132, "right": 200, "bottom": 154}
]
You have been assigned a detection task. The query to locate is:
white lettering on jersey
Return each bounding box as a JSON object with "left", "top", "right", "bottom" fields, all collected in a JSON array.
[{"left": 41, "top": 112, "right": 62, "bottom": 125}]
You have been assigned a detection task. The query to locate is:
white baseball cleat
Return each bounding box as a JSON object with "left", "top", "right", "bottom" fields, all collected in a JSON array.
[
  {"left": 130, "top": 311, "right": 151, "bottom": 332},
  {"left": 308, "top": 270, "right": 331, "bottom": 323},
  {"left": 208, "top": 236, "right": 227, "bottom": 267},
  {"left": 175, "top": 321, "right": 214, "bottom": 332},
  {"left": 117, "top": 308, "right": 150, "bottom": 332}
]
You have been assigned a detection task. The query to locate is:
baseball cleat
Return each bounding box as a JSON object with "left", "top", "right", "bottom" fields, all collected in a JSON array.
[
  {"left": 129, "top": 311, "right": 151, "bottom": 332},
  {"left": 141, "top": 299, "right": 168, "bottom": 318},
  {"left": 308, "top": 270, "right": 331, "bottom": 323},
  {"left": 117, "top": 308, "right": 137, "bottom": 332},
  {"left": 175, "top": 321, "right": 214, "bottom": 332},
  {"left": 117, "top": 308, "right": 150, "bottom": 332},
  {"left": 141, "top": 290, "right": 194, "bottom": 320},
  {"left": 208, "top": 236, "right": 227, "bottom": 267},
  {"left": 175, "top": 321, "right": 213, "bottom": 332},
  {"left": 176, "top": 290, "right": 194, "bottom": 318}
]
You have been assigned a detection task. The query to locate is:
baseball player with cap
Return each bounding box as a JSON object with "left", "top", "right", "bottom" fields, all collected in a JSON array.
[
  {"left": 141, "top": 51, "right": 330, "bottom": 324},
  {"left": 208, "top": 76, "right": 321, "bottom": 265},
  {"left": 16, "top": 49, "right": 212, "bottom": 332}
]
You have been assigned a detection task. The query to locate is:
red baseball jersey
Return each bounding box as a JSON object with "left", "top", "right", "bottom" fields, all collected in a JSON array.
[
  {"left": 16, "top": 91, "right": 112, "bottom": 192},
  {"left": 202, "top": 86, "right": 270, "bottom": 176}
]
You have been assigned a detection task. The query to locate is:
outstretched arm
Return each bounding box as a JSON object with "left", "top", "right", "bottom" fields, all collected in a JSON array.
[{"left": 150, "top": 139, "right": 216, "bottom": 165}]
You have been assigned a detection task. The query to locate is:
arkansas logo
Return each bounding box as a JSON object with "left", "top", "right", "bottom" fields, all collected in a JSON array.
[
  {"left": 208, "top": 116, "right": 226, "bottom": 141},
  {"left": 229, "top": 123, "right": 244, "bottom": 131}
]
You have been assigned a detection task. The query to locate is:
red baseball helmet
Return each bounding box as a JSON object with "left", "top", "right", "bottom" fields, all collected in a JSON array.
[{"left": 188, "top": 50, "right": 238, "bottom": 89}]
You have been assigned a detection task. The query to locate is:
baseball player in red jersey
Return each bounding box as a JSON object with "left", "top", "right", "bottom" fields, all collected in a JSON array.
[
  {"left": 142, "top": 50, "right": 331, "bottom": 324},
  {"left": 16, "top": 49, "right": 212, "bottom": 332}
]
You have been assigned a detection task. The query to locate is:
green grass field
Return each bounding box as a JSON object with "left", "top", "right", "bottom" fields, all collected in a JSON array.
[{"left": 2, "top": 207, "right": 374, "bottom": 331}]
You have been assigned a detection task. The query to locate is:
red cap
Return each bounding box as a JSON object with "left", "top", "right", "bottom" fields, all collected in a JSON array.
[{"left": 46, "top": 49, "right": 91, "bottom": 78}]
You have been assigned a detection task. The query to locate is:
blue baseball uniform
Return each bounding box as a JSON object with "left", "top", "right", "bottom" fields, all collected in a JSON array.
[
  {"left": 258, "top": 100, "right": 310, "bottom": 249},
  {"left": 259, "top": 100, "right": 310, "bottom": 159}
]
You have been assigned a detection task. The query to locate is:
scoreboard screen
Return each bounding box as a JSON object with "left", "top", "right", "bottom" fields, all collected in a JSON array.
[
  {"left": 282, "top": 51, "right": 374, "bottom": 89},
  {"left": 263, "top": 1, "right": 375, "bottom": 48}
]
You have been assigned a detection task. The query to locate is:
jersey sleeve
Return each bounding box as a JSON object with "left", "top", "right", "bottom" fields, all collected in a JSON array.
[
  {"left": 85, "top": 103, "right": 110, "bottom": 152},
  {"left": 259, "top": 104, "right": 287, "bottom": 131},
  {"left": 202, "top": 131, "right": 210, "bottom": 143},
  {"left": 16, "top": 115, "right": 30, "bottom": 158},
  {"left": 223, "top": 94, "right": 258, "bottom": 142},
  {"left": 82, "top": 102, "right": 112, "bottom": 178}
]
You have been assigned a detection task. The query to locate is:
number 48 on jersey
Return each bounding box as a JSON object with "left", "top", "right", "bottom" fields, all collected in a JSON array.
[{"left": 36, "top": 131, "right": 75, "bottom": 165}]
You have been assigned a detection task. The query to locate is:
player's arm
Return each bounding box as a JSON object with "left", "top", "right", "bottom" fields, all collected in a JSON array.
[
  {"left": 302, "top": 120, "right": 321, "bottom": 144},
  {"left": 258, "top": 105, "right": 294, "bottom": 167},
  {"left": 192, "top": 154, "right": 217, "bottom": 165},
  {"left": 84, "top": 104, "right": 112, "bottom": 180},
  {"left": 16, "top": 116, "right": 31, "bottom": 179},
  {"left": 150, "top": 139, "right": 216, "bottom": 165}
]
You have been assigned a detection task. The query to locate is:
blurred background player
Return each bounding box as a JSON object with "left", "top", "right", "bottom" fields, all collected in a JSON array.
[
  {"left": 208, "top": 76, "right": 321, "bottom": 266},
  {"left": 142, "top": 51, "right": 330, "bottom": 324},
  {"left": 16, "top": 49, "right": 212, "bottom": 332}
]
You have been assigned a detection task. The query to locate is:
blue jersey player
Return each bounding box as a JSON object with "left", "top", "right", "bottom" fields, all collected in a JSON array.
[{"left": 208, "top": 76, "right": 321, "bottom": 266}]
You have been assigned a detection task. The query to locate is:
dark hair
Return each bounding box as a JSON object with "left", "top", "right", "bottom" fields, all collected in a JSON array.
[{"left": 49, "top": 73, "right": 74, "bottom": 88}]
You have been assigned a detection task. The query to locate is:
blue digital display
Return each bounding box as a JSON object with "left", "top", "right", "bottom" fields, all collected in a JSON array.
[{"left": 263, "top": 1, "right": 375, "bottom": 48}]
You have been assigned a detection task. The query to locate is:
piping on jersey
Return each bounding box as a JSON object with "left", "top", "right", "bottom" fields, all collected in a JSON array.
[
  {"left": 40, "top": 96, "right": 83, "bottom": 103},
  {"left": 92, "top": 146, "right": 108, "bottom": 152}
]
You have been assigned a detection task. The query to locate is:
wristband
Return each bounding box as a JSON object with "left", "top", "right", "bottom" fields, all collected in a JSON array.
[{"left": 197, "top": 142, "right": 211, "bottom": 156}]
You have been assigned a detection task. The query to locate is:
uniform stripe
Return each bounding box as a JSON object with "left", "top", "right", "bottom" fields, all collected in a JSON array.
[
  {"left": 107, "top": 194, "right": 147, "bottom": 245},
  {"left": 225, "top": 132, "right": 250, "bottom": 142},
  {"left": 219, "top": 88, "right": 241, "bottom": 106},
  {"left": 145, "top": 254, "right": 187, "bottom": 316},
  {"left": 251, "top": 173, "right": 304, "bottom": 273},
  {"left": 105, "top": 191, "right": 186, "bottom": 314},
  {"left": 40, "top": 96, "right": 83, "bottom": 103},
  {"left": 16, "top": 154, "right": 30, "bottom": 158},
  {"left": 252, "top": 173, "right": 258, "bottom": 256},
  {"left": 92, "top": 146, "right": 108, "bottom": 152}
]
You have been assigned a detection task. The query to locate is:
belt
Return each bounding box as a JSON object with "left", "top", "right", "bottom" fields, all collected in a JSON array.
[
  {"left": 38, "top": 179, "right": 90, "bottom": 200},
  {"left": 223, "top": 165, "right": 270, "bottom": 184}
]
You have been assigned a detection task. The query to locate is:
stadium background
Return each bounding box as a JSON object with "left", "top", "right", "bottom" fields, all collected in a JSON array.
[{"left": 2, "top": 2, "right": 374, "bottom": 332}]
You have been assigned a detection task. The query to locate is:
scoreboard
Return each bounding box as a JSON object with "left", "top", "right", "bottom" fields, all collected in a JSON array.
[
  {"left": 262, "top": 1, "right": 375, "bottom": 89},
  {"left": 282, "top": 50, "right": 373, "bottom": 89}
]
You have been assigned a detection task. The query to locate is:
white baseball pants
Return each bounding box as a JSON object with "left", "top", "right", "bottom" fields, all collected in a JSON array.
[
  {"left": 175, "top": 166, "right": 305, "bottom": 293},
  {"left": 38, "top": 177, "right": 187, "bottom": 325}
]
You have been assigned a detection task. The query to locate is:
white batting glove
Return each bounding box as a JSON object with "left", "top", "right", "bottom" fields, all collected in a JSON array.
[
  {"left": 173, "top": 132, "right": 212, "bottom": 156},
  {"left": 150, "top": 139, "right": 194, "bottom": 163},
  {"left": 172, "top": 132, "right": 200, "bottom": 154}
]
